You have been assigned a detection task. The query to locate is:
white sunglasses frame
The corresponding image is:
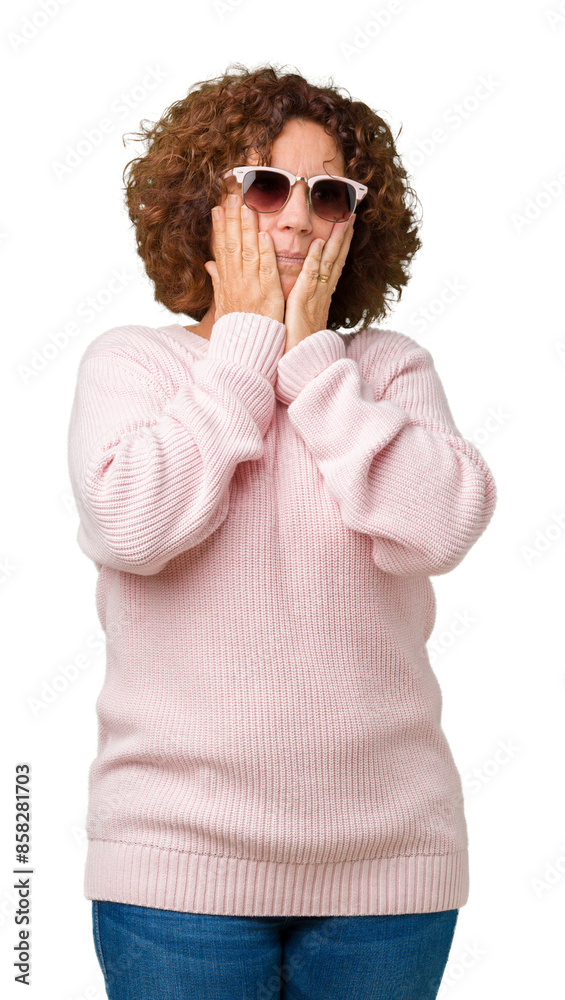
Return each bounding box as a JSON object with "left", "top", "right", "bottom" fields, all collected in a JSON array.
[{"left": 222, "top": 165, "right": 368, "bottom": 221}]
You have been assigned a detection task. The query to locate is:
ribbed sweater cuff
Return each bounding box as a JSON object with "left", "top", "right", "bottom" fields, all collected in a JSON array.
[
  {"left": 208, "top": 312, "right": 286, "bottom": 386},
  {"left": 275, "top": 328, "right": 347, "bottom": 405},
  {"left": 84, "top": 839, "right": 469, "bottom": 917}
]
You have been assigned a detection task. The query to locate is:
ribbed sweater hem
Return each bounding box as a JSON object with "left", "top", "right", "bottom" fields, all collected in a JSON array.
[{"left": 84, "top": 838, "right": 469, "bottom": 916}]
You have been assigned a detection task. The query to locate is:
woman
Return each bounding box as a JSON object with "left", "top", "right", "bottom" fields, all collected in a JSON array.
[{"left": 68, "top": 63, "right": 497, "bottom": 999}]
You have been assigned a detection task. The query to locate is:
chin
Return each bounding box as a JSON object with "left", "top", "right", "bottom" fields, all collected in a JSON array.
[{"left": 279, "top": 275, "right": 296, "bottom": 296}]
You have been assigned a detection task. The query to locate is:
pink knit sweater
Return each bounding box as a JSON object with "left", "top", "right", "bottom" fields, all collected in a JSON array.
[{"left": 67, "top": 311, "right": 497, "bottom": 916}]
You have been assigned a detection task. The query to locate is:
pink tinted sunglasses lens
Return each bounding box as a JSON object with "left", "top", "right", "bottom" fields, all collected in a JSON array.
[{"left": 242, "top": 170, "right": 355, "bottom": 222}]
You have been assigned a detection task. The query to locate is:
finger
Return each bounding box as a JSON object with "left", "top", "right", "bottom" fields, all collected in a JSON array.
[
  {"left": 294, "top": 238, "right": 325, "bottom": 291},
  {"left": 223, "top": 193, "right": 243, "bottom": 279},
  {"left": 240, "top": 204, "right": 259, "bottom": 271},
  {"left": 327, "top": 212, "right": 355, "bottom": 240},
  {"left": 204, "top": 260, "right": 219, "bottom": 284},
  {"left": 257, "top": 232, "right": 282, "bottom": 294},
  {"left": 335, "top": 220, "right": 355, "bottom": 265},
  {"left": 304, "top": 237, "right": 326, "bottom": 269},
  {"left": 321, "top": 214, "right": 356, "bottom": 271},
  {"left": 256, "top": 227, "right": 278, "bottom": 286},
  {"left": 210, "top": 206, "right": 227, "bottom": 283},
  {"left": 338, "top": 212, "right": 356, "bottom": 249},
  {"left": 326, "top": 213, "right": 355, "bottom": 253}
]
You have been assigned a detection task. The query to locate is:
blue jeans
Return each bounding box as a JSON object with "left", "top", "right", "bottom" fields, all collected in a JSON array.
[{"left": 92, "top": 900, "right": 459, "bottom": 1000}]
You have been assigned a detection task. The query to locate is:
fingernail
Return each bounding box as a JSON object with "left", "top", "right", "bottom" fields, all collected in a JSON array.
[{"left": 227, "top": 194, "right": 238, "bottom": 206}]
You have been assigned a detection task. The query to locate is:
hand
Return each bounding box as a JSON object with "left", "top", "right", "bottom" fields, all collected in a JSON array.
[
  {"left": 204, "top": 193, "right": 285, "bottom": 324},
  {"left": 282, "top": 213, "right": 356, "bottom": 355}
]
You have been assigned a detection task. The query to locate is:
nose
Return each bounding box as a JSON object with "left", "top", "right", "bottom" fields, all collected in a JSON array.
[{"left": 274, "top": 180, "right": 313, "bottom": 231}]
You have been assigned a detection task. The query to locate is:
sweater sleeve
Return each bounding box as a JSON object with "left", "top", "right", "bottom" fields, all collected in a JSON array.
[
  {"left": 67, "top": 311, "right": 286, "bottom": 576},
  {"left": 275, "top": 327, "right": 497, "bottom": 577}
]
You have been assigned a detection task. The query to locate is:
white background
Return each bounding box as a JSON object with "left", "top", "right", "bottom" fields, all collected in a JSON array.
[{"left": 1, "top": 0, "right": 564, "bottom": 996}]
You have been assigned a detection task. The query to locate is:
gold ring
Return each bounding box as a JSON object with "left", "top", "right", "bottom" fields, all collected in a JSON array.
[{"left": 316, "top": 274, "right": 330, "bottom": 282}]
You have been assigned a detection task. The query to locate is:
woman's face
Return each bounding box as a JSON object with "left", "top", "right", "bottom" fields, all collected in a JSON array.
[{"left": 215, "top": 117, "right": 347, "bottom": 302}]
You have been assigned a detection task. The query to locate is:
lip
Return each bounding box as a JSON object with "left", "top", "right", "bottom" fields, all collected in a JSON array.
[{"left": 275, "top": 252, "right": 305, "bottom": 261}]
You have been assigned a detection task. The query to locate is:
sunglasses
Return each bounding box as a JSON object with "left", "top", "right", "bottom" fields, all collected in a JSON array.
[{"left": 222, "top": 166, "right": 368, "bottom": 223}]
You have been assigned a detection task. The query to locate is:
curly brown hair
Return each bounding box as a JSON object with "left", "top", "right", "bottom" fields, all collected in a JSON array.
[{"left": 122, "top": 62, "right": 422, "bottom": 337}]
